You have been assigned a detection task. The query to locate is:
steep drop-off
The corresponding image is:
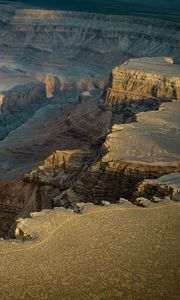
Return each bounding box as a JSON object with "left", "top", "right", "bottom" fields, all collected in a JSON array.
[
  {"left": 1, "top": 57, "right": 179, "bottom": 238},
  {"left": 101, "top": 57, "right": 180, "bottom": 111},
  {"left": 0, "top": 3, "right": 180, "bottom": 240}
]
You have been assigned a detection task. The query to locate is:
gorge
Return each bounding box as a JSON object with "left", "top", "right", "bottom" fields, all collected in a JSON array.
[{"left": 0, "top": 2, "right": 179, "bottom": 300}]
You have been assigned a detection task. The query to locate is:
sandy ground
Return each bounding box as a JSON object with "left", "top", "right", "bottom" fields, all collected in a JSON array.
[{"left": 0, "top": 201, "right": 179, "bottom": 300}]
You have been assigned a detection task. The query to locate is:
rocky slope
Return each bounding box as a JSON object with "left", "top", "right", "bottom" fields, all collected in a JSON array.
[
  {"left": 5, "top": 58, "right": 178, "bottom": 217},
  {"left": 0, "top": 67, "right": 46, "bottom": 114},
  {"left": 0, "top": 6, "right": 180, "bottom": 78},
  {"left": 0, "top": 4, "right": 179, "bottom": 148},
  {"left": 0, "top": 55, "right": 180, "bottom": 238},
  {"left": 0, "top": 5, "right": 179, "bottom": 299},
  {"left": 0, "top": 97, "right": 112, "bottom": 237},
  {"left": 135, "top": 172, "right": 180, "bottom": 202},
  {"left": 73, "top": 100, "right": 180, "bottom": 203},
  {"left": 0, "top": 5, "right": 179, "bottom": 236}
]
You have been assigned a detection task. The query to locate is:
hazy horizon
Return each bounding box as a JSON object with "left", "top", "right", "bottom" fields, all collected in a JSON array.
[{"left": 1, "top": 0, "right": 180, "bottom": 21}]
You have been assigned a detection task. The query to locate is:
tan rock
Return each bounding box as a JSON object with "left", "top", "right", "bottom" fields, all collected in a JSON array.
[{"left": 101, "top": 57, "right": 180, "bottom": 111}]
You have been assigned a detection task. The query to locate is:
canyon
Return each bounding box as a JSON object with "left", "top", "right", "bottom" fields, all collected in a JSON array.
[{"left": 0, "top": 2, "right": 179, "bottom": 300}]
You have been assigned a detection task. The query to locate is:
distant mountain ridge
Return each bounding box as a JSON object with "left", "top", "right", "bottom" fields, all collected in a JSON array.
[{"left": 1, "top": 0, "right": 180, "bottom": 22}]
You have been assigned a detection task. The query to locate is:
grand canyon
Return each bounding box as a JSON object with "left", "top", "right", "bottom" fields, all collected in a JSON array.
[{"left": 0, "top": 1, "right": 179, "bottom": 299}]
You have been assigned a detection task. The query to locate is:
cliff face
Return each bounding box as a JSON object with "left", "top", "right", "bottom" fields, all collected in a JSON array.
[
  {"left": 0, "top": 7, "right": 180, "bottom": 80},
  {"left": 0, "top": 96, "right": 112, "bottom": 237},
  {"left": 101, "top": 57, "right": 180, "bottom": 111},
  {"left": 9, "top": 98, "right": 180, "bottom": 214},
  {"left": 0, "top": 180, "right": 38, "bottom": 238},
  {"left": 31, "top": 73, "right": 61, "bottom": 98},
  {"left": 1, "top": 57, "right": 180, "bottom": 235},
  {"left": 74, "top": 100, "right": 180, "bottom": 202},
  {"left": 135, "top": 172, "right": 180, "bottom": 202},
  {"left": 0, "top": 82, "right": 46, "bottom": 114},
  {"left": 0, "top": 3, "right": 180, "bottom": 242},
  {"left": 0, "top": 67, "right": 47, "bottom": 115}
]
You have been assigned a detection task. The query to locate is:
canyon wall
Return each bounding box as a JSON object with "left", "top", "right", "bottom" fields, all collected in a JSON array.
[
  {"left": 31, "top": 73, "right": 61, "bottom": 98},
  {"left": 0, "top": 8, "right": 180, "bottom": 80},
  {"left": 0, "top": 2, "right": 180, "bottom": 239},
  {"left": 101, "top": 57, "right": 180, "bottom": 111},
  {"left": 0, "top": 82, "right": 46, "bottom": 114}
]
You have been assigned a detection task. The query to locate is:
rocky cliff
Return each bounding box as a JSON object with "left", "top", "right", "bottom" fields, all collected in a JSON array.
[
  {"left": 0, "top": 67, "right": 47, "bottom": 114},
  {"left": 0, "top": 2, "right": 180, "bottom": 243},
  {"left": 0, "top": 82, "right": 46, "bottom": 114},
  {"left": 1, "top": 56, "right": 180, "bottom": 238},
  {"left": 135, "top": 172, "right": 180, "bottom": 202},
  {"left": 0, "top": 7, "right": 180, "bottom": 80},
  {"left": 74, "top": 100, "right": 180, "bottom": 202},
  {"left": 101, "top": 57, "right": 180, "bottom": 111},
  {"left": 31, "top": 73, "right": 61, "bottom": 98}
]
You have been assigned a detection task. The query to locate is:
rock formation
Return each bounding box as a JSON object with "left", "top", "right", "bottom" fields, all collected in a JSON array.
[
  {"left": 0, "top": 6, "right": 180, "bottom": 80},
  {"left": 101, "top": 57, "right": 180, "bottom": 111},
  {"left": 0, "top": 3, "right": 179, "bottom": 299},
  {"left": 135, "top": 172, "right": 180, "bottom": 202},
  {"left": 0, "top": 82, "right": 46, "bottom": 114},
  {"left": 31, "top": 73, "right": 61, "bottom": 98},
  {"left": 74, "top": 100, "right": 180, "bottom": 203},
  {"left": 0, "top": 55, "right": 180, "bottom": 238},
  {"left": 0, "top": 67, "right": 46, "bottom": 115}
]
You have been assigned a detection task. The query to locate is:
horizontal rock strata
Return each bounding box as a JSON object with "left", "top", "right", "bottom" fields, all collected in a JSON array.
[
  {"left": 0, "top": 67, "right": 47, "bottom": 115},
  {"left": 0, "top": 6, "right": 180, "bottom": 80},
  {"left": 101, "top": 57, "right": 180, "bottom": 111},
  {"left": 0, "top": 82, "right": 46, "bottom": 114},
  {"left": 135, "top": 172, "right": 180, "bottom": 202},
  {"left": 74, "top": 101, "right": 180, "bottom": 202}
]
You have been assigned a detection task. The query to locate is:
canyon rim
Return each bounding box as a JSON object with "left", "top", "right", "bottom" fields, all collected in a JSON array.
[{"left": 0, "top": 1, "right": 179, "bottom": 300}]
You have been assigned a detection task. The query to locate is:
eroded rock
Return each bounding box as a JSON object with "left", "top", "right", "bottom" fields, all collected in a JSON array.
[
  {"left": 101, "top": 57, "right": 180, "bottom": 112},
  {"left": 134, "top": 197, "right": 151, "bottom": 207}
]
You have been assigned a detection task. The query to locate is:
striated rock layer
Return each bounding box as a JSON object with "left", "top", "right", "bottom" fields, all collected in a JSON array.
[
  {"left": 0, "top": 4, "right": 179, "bottom": 243},
  {"left": 136, "top": 172, "right": 180, "bottom": 202},
  {"left": 0, "top": 56, "right": 180, "bottom": 237},
  {"left": 0, "top": 67, "right": 46, "bottom": 114},
  {"left": 0, "top": 6, "right": 180, "bottom": 80},
  {"left": 73, "top": 100, "right": 180, "bottom": 203},
  {"left": 101, "top": 57, "right": 180, "bottom": 111}
]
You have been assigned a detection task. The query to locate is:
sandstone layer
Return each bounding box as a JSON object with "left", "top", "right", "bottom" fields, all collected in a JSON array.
[
  {"left": 74, "top": 100, "right": 180, "bottom": 202},
  {"left": 1, "top": 56, "right": 180, "bottom": 236},
  {"left": 101, "top": 57, "right": 180, "bottom": 111},
  {"left": 0, "top": 67, "right": 46, "bottom": 114},
  {"left": 136, "top": 172, "right": 180, "bottom": 202},
  {"left": 0, "top": 97, "right": 112, "bottom": 237},
  {"left": 0, "top": 6, "right": 180, "bottom": 81},
  {"left": 0, "top": 4, "right": 179, "bottom": 299}
]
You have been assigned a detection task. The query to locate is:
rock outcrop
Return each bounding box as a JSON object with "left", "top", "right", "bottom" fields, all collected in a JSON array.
[
  {"left": 31, "top": 73, "right": 61, "bottom": 98},
  {"left": 0, "top": 82, "right": 46, "bottom": 114},
  {"left": 135, "top": 172, "right": 180, "bottom": 202},
  {"left": 0, "top": 6, "right": 180, "bottom": 81},
  {"left": 101, "top": 57, "right": 180, "bottom": 112},
  {"left": 74, "top": 100, "right": 180, "bottom": 202},
  {"left": 24, "top": 149, "right": 92, "bottom": 189},
  {"left": 1, "top": 56, "right": 180, "bottom": 233},
  {"left": 0, "top": 67, "right": 46, "bottom": 115}
]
